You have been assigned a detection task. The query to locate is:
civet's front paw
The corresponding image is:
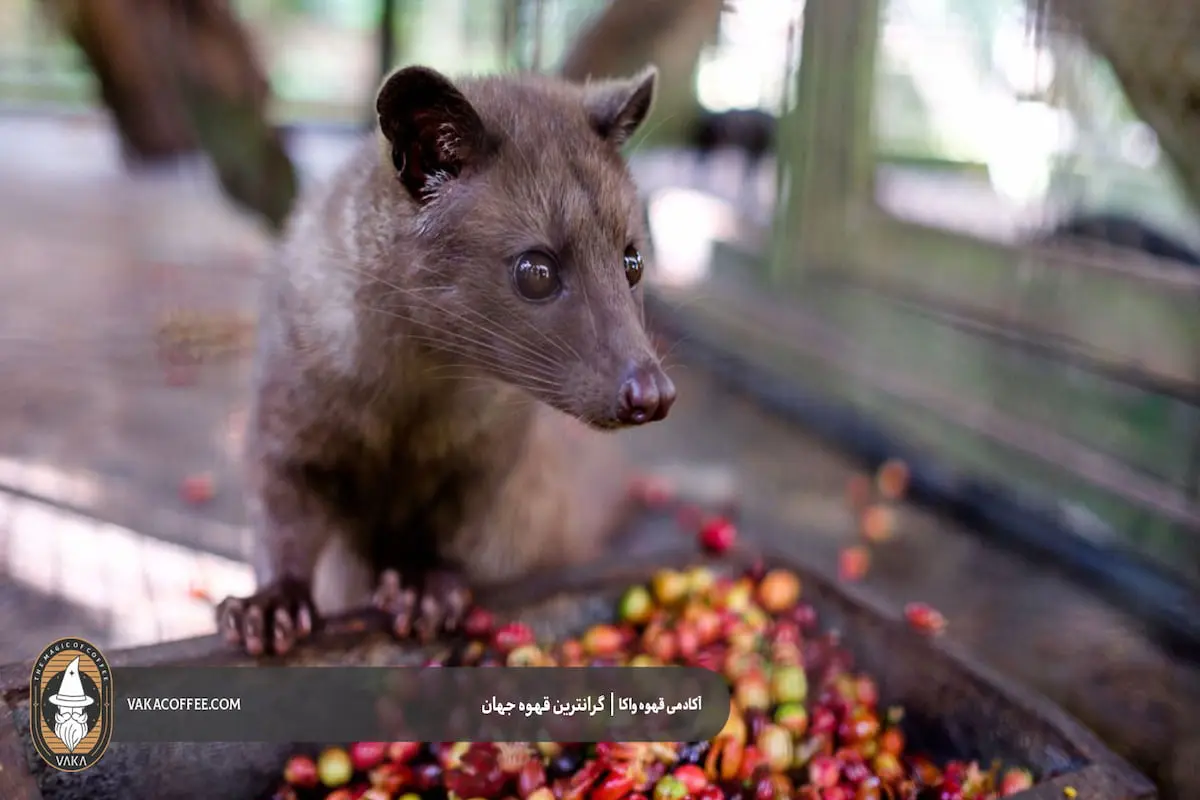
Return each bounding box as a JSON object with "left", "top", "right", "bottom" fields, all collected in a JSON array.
[
  {"left": 216, "top": 577, "right": 316, "bottom": 657},
  {"left": 373, "top": 568, "right": 472, "bottom": 643}
]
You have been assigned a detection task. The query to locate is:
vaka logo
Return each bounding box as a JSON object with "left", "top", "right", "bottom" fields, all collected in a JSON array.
[{"left": 29, "top": 637, "right": 113, "bottom": 772}]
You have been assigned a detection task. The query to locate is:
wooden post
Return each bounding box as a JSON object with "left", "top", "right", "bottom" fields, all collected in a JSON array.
[{"left": 771, "top": 0, "right": 882, "bottom": 279}]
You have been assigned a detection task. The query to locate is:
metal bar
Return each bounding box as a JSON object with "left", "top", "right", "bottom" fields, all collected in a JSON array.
[
  {"left": 659, "top": 277, "right": 1200, "bottom": 530},
  {"left": 810, "top": 268, "right": 1200, "bottom": 406}
]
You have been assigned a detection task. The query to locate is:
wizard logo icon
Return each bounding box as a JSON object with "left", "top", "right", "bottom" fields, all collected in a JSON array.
[
  {"left": 30, "top": 637, "right": 114, "bottom": 772},
  {"left": 48, "top": 657, "right": 95, "bottom": 752}
]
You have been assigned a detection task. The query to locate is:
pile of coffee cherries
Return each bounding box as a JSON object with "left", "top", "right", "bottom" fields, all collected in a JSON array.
[{"left": 268, "top": 565, "right": 1034, "bottom": 800}]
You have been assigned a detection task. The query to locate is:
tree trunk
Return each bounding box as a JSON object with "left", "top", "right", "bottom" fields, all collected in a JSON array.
[
  {"left": 41, "top": 0, "right": 297, "bottom": 232},
  {"left": 42, "top": 0, "right": 197, "bottom": 159},
  {"left": 1032, "top": 0, "right": 1200, "bottom": 210},
  {"left": 559, "top": 0, "right": 725, "bottom": 147}
]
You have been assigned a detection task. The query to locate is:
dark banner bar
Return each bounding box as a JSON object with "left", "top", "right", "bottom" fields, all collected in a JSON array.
[{"left": 111, "top": 666, "right": 730, "bottom": 743}]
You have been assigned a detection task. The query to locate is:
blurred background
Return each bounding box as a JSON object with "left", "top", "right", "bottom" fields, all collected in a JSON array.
[{"left": 0, "top": 0, "right": 1197, "bottom": 794}]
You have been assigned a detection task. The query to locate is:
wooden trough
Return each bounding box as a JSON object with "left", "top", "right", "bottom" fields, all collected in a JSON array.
[{"left": 0, "top": 513, "right": 1156, "bottom": 800}]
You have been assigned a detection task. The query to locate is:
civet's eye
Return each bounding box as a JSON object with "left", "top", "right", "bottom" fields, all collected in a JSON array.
[
  {"left": 623, "top": 245, "right": 644, "bottom": 288},
  {"left": 512, "top": 251, "right": 562, "bottom": 301}
]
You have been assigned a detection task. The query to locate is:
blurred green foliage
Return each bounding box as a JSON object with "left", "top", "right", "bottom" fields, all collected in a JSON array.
[{"left": 874, "top": 0, "right": 1199, "bottom": 244}]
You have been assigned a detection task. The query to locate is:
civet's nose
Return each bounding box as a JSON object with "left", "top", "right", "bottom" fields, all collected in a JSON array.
[{"left": 616, "top": 361, "right": 677, "bottom": 425}]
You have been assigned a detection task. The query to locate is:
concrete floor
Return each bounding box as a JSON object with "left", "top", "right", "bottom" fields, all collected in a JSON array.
[{"left": 0, "top": 114, "right": 1196, "bottom": 797}]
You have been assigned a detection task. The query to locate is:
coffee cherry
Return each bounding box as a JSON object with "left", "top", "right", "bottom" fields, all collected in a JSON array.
[
  {"left": 316, "top": 747, "right": 353, "bottom": 788},
  {"left": 699, "top": 517, "right": 738, "bottom": 554},
  {"left": 283, "top": 755, "right": 318, "bottom": 788},
  {"left": 904, "top": 602, "right": 947, "bottom": 635},
  {"left": 876, "top": 459, "right": 910, "bottom": 500},
  {"left": 756, "top": 570, "right": 801, "bottom": 612},
  {"left": 838, "top": 546, "right": 870, "bottom": 581},
  {"left": 180, "top": 472, "right": 215, "bottom": 505},
  {"left": 860, "top": 505, "right": 895, "bottom": 543},
  {"left": 349, "top": 742, "right": 387, "bottom": 772}
]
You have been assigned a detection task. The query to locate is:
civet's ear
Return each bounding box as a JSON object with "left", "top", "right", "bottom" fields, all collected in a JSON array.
[
  {"left": 376, "top": 66, "right": 491, "bottom": 203},
  {"left": 581, "top": 65, "right": 658, "bottom": 148}
]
